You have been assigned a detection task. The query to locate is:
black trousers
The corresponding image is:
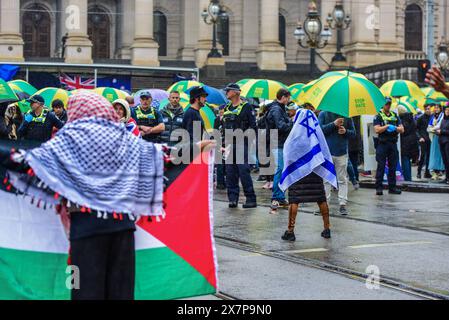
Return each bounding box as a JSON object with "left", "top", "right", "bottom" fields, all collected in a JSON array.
[
  {"left": 375, "top": 142, "right": 399, "bottom": 190},
  {"left": 418, "top": 140, "right": 431, "bottom": 174},
  {"left": 70, "top": 230, "right": 135, "bottom": 300},
  {"left": 440, "top": 142, "right": 449, "bottom": 179}
]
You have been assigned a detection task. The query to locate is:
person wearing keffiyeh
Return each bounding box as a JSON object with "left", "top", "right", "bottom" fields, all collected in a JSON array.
[{"left": 4, "top": 92, "right": 165, "bottom": 300}]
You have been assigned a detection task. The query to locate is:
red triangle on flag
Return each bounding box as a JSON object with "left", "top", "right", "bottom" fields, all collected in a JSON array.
[{"left": 137, "top": 154, "right": 217, "bottom": 289}]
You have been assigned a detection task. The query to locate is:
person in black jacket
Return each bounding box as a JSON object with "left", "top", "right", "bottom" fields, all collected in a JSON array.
[
  {"left": 17, "top": 95, "right": 64, "bottom": 143},
  {"left": 51, "top": 99, "right": 68, "bottom": 124},
  {"left": 436, "top": 103, "right": 449, "bottom": 184},
  {"left": 222, "top": 83, "right": 257, "bottom": 209},
  {"left": 416, "top": 104, "right": 433, "bottom": 179},
  {"left": 265, "top": 89, "right": 293, "bottom": 212},
  {"left": 398, "top": 106, "right": 419, "bottom": 181}
]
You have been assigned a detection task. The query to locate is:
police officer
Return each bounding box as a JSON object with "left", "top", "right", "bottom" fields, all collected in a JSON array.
[
  {"left": 222, "top": 83, "right": 257, "bottom": 209},
  {"left": 160, "top": 90, "right": 184, "bottom": 146},
  {"left": 131, "top": 91, "right": 165, "bottom": 143},
  {"left": 17, "top": 95, "right": 64, "bottom": 143},
  {"left": 373, "top": 97, "right": 404, "bottom": 195}
]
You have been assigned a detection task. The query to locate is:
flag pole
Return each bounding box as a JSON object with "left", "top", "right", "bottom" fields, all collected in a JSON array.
[{"left": 94, "top": 68, "right": 98, "bottom": 88}]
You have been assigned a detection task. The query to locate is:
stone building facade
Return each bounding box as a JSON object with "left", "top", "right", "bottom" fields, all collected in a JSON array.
[{"left": 0, "top": 0, "right": 448, "bottom": 71}]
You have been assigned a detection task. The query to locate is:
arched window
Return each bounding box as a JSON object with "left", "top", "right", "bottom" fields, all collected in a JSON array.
[
  {"left": 88, "top": 6, "right": 110, "bottom": 59},
  {"left": 279, "top": 13, "right": 286, "bottom": 48},
  {"left": 154, "top": 11, "right": 167, "bottom": 56},
  {"left": 405, "top": 4, "right": 423, "bottom": 51},
  {"left": 217, "top": 15, "right": 229, "bottom": 56},
  {"left": 22, "top": 4, "right": 51, "bottom": 58}
]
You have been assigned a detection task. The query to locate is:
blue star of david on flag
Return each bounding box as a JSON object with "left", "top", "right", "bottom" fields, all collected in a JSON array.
[{"left": 299, "top": 110, "right": 319, "bottom": 138}]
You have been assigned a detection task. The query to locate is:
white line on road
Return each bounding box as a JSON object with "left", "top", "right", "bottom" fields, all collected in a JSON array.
[
  {"left": 348, "top": 241, "right": 433, "bottom": 249},
  {"left": 282, "top": 248, "right": 329, "bottom": 254}
]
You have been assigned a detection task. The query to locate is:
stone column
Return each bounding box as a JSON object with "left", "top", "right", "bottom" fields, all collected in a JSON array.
[
  {"left": 118, "top": 0, "right": 135, "bottom": 59},
  {"left": 0, "top": 0, "right": 24, "bottom": 62},
  {"left": 194, "top": 0, "right": 214, "bottom": 68},
  {"left": 131, "top": 0, "right": 160, "bottom": 66},
  {"left": 179, "top": 0, "right": 199, "bottom": 61},
  {"left": 256, "top": 0, "right": 286, "bottom": 71},
  {"left": 240, "top": 0, "right": 259, "bottom": 62},
  {"left": 63, "top": 0, "right": 93, "bottom": 64}
]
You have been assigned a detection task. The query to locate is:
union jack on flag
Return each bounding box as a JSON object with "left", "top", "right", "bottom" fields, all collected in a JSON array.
[{"left": 59, "top": 73, "right": 96, "bottom": 90}]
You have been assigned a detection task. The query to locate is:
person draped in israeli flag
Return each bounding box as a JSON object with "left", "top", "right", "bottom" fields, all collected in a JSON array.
[{"left": 278, "top": 106, "right": 337, "bottom": 241}]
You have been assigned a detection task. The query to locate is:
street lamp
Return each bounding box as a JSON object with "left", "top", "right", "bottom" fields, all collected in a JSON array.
[
  {"left": 202, "top": 0, "right": 228, "bottom": 58},
  {"left": 326, "top": 1, "right": 351, "bottom": 62},
  {"left": 436, "top": 39, "right": 449, "bottom": 71},
  {"left": 294, "top": 1, "right": 332, "bottom": 76}
]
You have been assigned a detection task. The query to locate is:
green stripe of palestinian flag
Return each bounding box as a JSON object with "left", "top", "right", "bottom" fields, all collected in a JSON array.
[{"left": 0, "top": 188, "right": 215, "bottom": 300}]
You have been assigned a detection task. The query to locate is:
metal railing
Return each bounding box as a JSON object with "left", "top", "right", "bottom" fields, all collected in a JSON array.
[{"left": 2, "top": 61, "right": 200, "bottom": 83}]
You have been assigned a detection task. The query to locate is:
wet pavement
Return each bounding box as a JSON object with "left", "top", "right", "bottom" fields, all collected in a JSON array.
[{"left": 212, "top": 178, "right": 449, "bottom": 299}]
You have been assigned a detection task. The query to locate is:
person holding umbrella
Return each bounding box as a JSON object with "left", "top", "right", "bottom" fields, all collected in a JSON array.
[
  {"left": 318, "top": 110, "right": 355, "bottom": 215},
  {"left": 373, "top": 97, "right": 404, "bottom": 195}
]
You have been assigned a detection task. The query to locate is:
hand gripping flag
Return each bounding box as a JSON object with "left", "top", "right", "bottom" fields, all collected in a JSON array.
[
  {"left": 0, "top": 142, "right": 218, "bottom": 300},
  {"left": 279, "top": 109, "right": 338, "bottom": 192}
]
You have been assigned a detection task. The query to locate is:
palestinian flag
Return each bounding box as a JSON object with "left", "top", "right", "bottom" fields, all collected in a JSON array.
[{"left": 0, "top": 144, "right": 218, "bottom": 300}]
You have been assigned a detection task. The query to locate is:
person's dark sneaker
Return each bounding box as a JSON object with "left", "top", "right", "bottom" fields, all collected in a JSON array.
[
  {"left": 416, "top": 173, "right": 422, "bottom": 179},
  {"left": 242, "top": 201, "right": 257, "bottom": 209},
  {"left": 229, "top": 202, "right": 238, "bottom": 208},
  {"left": 270, "top": 200, "right": 279, "bottom": 210},
  {"left": 339, "top": 205, "right": 348, "bottom": 216},
  {"left": 281, "top": 230, "right": 296, "bottom": 241},
  {"left": 256, "top": 175, "right": 267, "bottom": 182},
  {"left": 278, "top": 199, "right": 289, "bottom": 209},
  {"left": 321, "top": 229, "right": 331, "bottom": 239},
  {"left": 216, "top": 184, "right": 226, "bottom": 190},
  {"left": 251, "top": 167, "right": 260, "bottom": 174},
  {"left": 376, "top": 188, "right": 383, "bottom": 196},
  {"left": 388, "top": 188, "right": 402, "bottom": 195},
  {"left": 424, "top": 171, "right": 432, "bottom": 179}
]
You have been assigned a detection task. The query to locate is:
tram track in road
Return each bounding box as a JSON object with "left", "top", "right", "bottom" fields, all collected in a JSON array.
[
  {"left": 214, "top": 236, "right": 448, "bottom": 300},
  {"left": 213, "top": 198, "right": 449, "bottom": 237}
]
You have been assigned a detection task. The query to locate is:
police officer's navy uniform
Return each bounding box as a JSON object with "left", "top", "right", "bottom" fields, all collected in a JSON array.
[
  {"left": 222, "top": 98, "right": 257, "bottom": 207},
  {"left": 18, "top": 108, "right": 64, "bottom": 143},
  {"left": 132, "top": 105, "right": 163, "bottom": 143},
  {"left": 160, "top": 106, "right": 184, "bottom": 146},
  {"left": 373, "top": 109, "right": 402, "bottom": 192}
]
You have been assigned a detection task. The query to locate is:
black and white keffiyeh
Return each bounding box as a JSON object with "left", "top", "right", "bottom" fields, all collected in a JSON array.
[{"left": 21, "top": 116, "right": 164, "bottom": 216}]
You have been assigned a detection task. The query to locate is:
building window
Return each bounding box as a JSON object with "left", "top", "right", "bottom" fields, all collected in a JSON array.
[
  {"left": 22, "top": 4, "right": 51, "bottom": 58},
  {"left": 279, "top": 13, "right": 286, "bottom": 48},
  {"left": 404, "top": 4, "right": 422, "bottom": 51},
  {"left": 218, "top": 15, "right": 229, "bottom": 56},
  {"left": 154, "top": 11, "right": 167, "bottom": 56},
  {"left": 88, "top": 6, "right": 111, "bottom": 59}
]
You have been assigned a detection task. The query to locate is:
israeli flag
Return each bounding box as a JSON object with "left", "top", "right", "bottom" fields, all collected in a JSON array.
[{"left": 279, "top": 109, "right": 338, "bottom": 192}]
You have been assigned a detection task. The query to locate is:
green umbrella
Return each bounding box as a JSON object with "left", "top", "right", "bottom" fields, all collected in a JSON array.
[
  {"left": 240, "top": 79, "right": 288, "bottom": 100},
  {"left": 0, "top": 79, "right": 19, "bottom": 104},
  {"left": 302, "top": 71, "right": 385, "bottom": 117},
  {"left": 167, "top": 81, "right": 204, "bottom": 93},
  {"left": 7, "top": 80, "right": 38, "bottom": 96},
  {"left": 288, "top": 83, "right": 305, "bottom": 103}
]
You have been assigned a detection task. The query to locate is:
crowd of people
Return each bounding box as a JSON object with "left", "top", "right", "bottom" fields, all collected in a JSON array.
[{"left": 1, "top": 72, "right": 449, "bottom": 232}]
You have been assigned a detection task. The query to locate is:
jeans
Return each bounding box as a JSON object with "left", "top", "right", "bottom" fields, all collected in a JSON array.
[
  {"left": 325, "top": 154, "right": 349, "bottom": 206},
  {"left": 418, "top": 140, "right": 431, "bottom": 174},
  {"left": 348, "top": 150, "right": 360, "bottom": 182},
  {"left": 271, "top": 148, "right": 285, "bottom": 201},
  {"left": 401, "top": 155, "right": 412, "bottom": 181},
  {"left": 216, "top": 163, "right": 226, "bottom": 186},
  {"left": 347, "top": 159, "right": 357, "bottom": 184}
]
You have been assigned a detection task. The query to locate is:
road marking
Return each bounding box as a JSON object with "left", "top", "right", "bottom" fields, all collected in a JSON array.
[
  {"left": 283, "top": 248, "right": 329, "bottom": 254},
  {"left": 348, "top": 241, "right": 433, "bottom": 249}
]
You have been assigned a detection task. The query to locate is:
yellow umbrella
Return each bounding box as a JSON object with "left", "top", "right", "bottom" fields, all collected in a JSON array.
[
  {"left": 240, "top": 79, "right": 288, "bottom": 100},
  {"left": 302, "top": 71, "right": 385, "bottom": 117},
  {"left": 380, "top": 80, "right": 424, "bottom": 99},
  {"left": 32, "top": 88, "right": 72, "bottom": 108},
  {"left": 391, "top": 97, "right": 418, "bottom": 115}
]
